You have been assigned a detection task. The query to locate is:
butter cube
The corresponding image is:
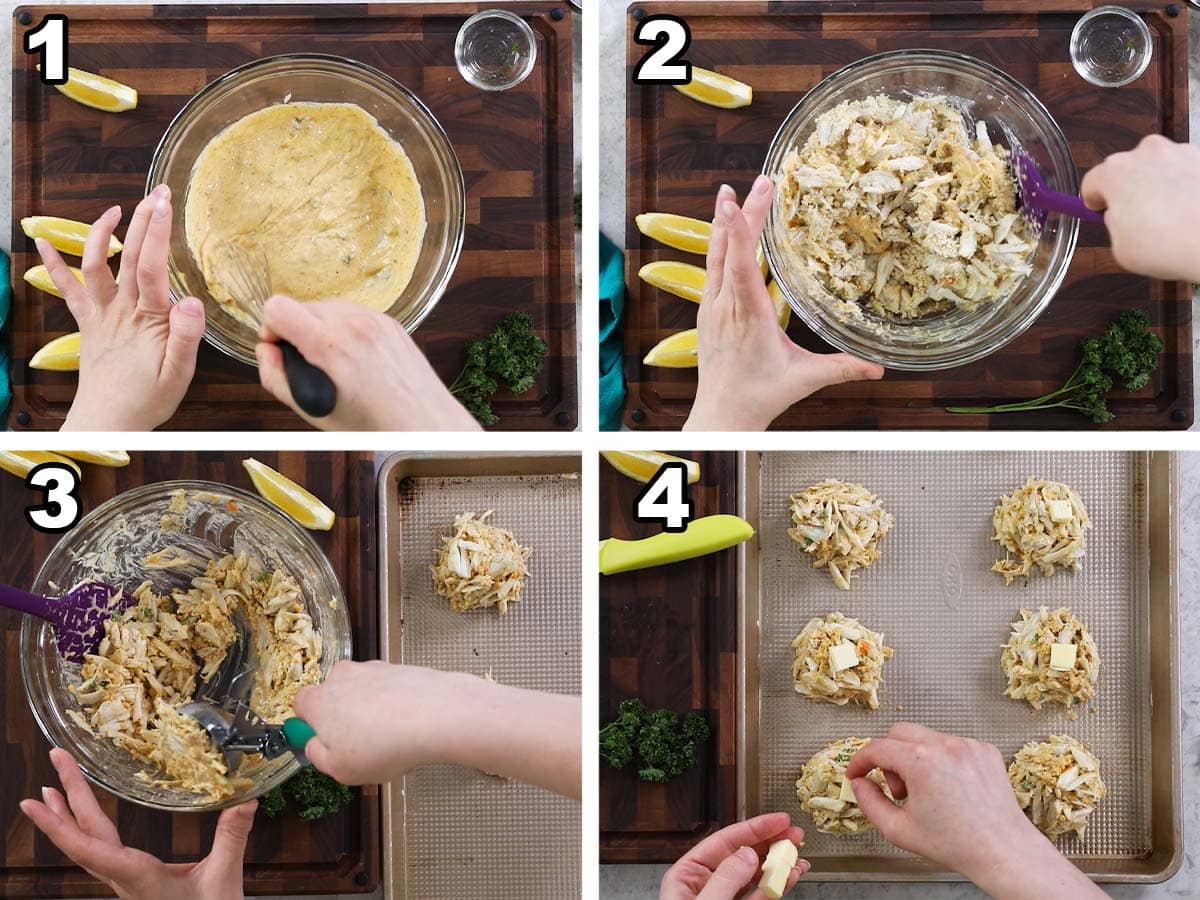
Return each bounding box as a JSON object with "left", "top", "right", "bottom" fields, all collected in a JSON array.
[
  {"left": 1047, "top": 500, "right": 1073, "bottom": 523},
  {"left": 829, "top": 642, "right": 860, "bottom": 673},
  {"left": 1049, "top": 642, "right": 1077, "bottom": 671},
  {"left": 839, "top": 777, "right": 857, "bottom": 804}
]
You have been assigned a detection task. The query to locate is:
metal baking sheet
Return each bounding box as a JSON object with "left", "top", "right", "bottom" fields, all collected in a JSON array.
[
  {"left": 738, "top": 451, "right": 1180, "bottom": 882},
  {"left": 377, "top": 452, "right": 582, "bottom": 900}
]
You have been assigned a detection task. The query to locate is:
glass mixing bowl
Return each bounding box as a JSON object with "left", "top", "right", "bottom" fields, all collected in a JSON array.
[
  {"left": 147, "top": 53, "right": 465, "bottom": 367},
  {"left": 21, "top": 480, "right": 351, "bottom": 812},
  {"left": 762, "top": 49, "right": 1080, "bottom": 371}
]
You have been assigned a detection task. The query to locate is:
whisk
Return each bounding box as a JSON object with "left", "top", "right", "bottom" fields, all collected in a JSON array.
[{"left": 221, "top": 240, "right": 338, "bottom": 418}]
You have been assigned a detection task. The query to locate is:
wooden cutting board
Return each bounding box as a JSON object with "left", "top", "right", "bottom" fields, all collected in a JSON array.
[
  {"left": 599, "top": 451, "right": 739, "bottom": 863},
  {"left": 0, "top": 451, "right": 380, "bottom": 896},
  {"left": 624, "top": 1, "right": 1191, "bottom": 430},
  {"left": 9, "top": 3, "right": 576, "bottom": 431}
]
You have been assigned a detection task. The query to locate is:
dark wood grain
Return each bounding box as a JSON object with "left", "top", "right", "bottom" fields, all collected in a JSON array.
[
  {"left": 9, "top": 3, "right": 576, "bottom": 431},
  {"left": 599, "top": 451, "right": 739, "bottom": 863},
  {"left": 623, "top": 1, "right": 1191, "bottom": 430},
  {"left": 0, "top": 452, "right": 379, "bottom": 897}
]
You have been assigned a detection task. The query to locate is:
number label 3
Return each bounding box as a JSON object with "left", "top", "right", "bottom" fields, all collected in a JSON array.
[
  {"left": 634, "top": 462, "right": 694, "bottom": 532},
  {"left": 633, "top": 14, "right": 692, "bottom": 85},
  {"left": 24, "top": 463, "right": 82, "bottom": 533}
]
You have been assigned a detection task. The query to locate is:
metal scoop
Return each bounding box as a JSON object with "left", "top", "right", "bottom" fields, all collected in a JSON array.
[
  {"left": 1014, "top": 150, "right": 1105, "bottom": 231},
  {"left": 179, "top": 700, "right": 316, "bottom": 773},
  {"left": 221, "top": 239, "right": 338, "bottom": 418},
  {"left": 0, "top": 580, "right": 135, "bottom": 663}
]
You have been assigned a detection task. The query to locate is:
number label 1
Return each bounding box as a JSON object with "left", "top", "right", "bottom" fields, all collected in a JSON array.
[
  {"left": 634, "top": 461, "right": 694, "bottom": 532},
  {"left": 632, "top": 14, "right": 691, "bottom": 85},
  {"left": 24, "top": 14, "right": 69, "bottom": 85},
  {"left": 24, "top": 462, "right": 82, "bottom": 533}
]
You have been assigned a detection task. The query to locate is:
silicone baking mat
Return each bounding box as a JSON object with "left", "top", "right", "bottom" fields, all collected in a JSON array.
[
  {"left": 378, "top": 453, "right": 581, "bottom": 900},
  {"left": 740, "top": 451, "right": 1178, "bottom": 880}
]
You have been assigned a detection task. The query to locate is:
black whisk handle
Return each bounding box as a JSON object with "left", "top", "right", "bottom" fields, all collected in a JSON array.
[{"left": 280, "top": 340, "right": 337, "bottom": 418}]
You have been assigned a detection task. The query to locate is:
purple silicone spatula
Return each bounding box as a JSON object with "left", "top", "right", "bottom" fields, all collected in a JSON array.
[
  {"left": 0, "top": 580, "right": 134, "bottom": 663},
  {"left": 1015, "top": 150, "right": 1105, "bottom": 231}
]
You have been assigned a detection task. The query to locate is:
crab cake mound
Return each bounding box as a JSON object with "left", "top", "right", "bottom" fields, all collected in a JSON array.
[
  {"left": 432, "top": 511, "right": 531, "bottom": 614},
  {"left": 992, "top": 478, "right": 1090, "bottom": 585},
  {"left": 795, "top": 737, "right": 892, "bottom": 835},
  {"left": 1001, "top": 606, "right": 1099, "bottom": 713},
  {"left": 791, "top": 612, "right": 893, "bottom": 710},
  {"left": 1009, "top": 735, "right": 1106, "bottom": 839},
  {"left": 788, "top": 480, "right": 894, "bottom": 590}
]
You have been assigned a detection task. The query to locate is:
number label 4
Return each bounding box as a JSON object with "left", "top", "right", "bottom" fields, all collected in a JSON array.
[
  {"left": 634, "top": 461, "right": 694, "bottom": 532},
  {"left": 632, "top": 14, "right": 692, "bottom": 85}
]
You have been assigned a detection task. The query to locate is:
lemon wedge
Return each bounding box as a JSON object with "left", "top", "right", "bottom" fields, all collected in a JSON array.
[
  {"left": 29, "top": 332, "right": 81, "bottom": 371},
  {"left": 24, "top": 264, "right": 84, "bottom": 299},
  {"left": 643, "top": 329, "right": 698, "bottom": 368},
  {"left": 42, "top": 66, "right": 137, "bottom": 112},
  {"left": 22, "top": 216, "right": 122, "bottom": 258},
  {"left": 243, "top": 457, "right": 335, "bottom": 531},
  {"left": 767, "top": 280, "right": 792, "bottom": 330},
  {"left": 59, "top": 450, "right": 130, "bottom": 467},
  {"left": 0, "top": 450, "right": 82, "bottom": 479},
  {"left": 635, "top": 213, "right": 711, "bottom": 255},
  {"left": 601, "top": 450, "right": 701, "bottom": 485},
  {"left": 673, "top": 67, "right": 752, "bottom": 109},
  {"left": 639, "top": 260, "right": 705, "bottom": 303}
]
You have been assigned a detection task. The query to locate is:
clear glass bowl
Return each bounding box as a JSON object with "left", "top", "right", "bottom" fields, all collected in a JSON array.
[
  {"left": 20, "top": 480, "right": 352, "bottom": 812},
  {"left": 762, "top": 49, "right": 1080, "bottom": 371},
  {"left": 146, "top": 53, "right": 466, "bottom": 367}
]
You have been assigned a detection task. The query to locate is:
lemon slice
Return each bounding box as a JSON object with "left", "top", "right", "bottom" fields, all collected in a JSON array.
[
  {"left": 673, "top": 67, "right": 752, "bottom": 109},
  {"left": 24, "top": 264, "right": 84, "bottom": 299},
  {"left": 643, "top": 329, "right": 698, "bottom": 368},
  {"left": 767, "top": 280, "right": 792, "bottom": 330},
  {"left": 243, "top": 457, "right": 335, "bottom": 531},
  {"left": 0, "top": 450, "right": 82, "bottom": 479},
  {"left": 59, "top": 450, "right": 130, "bottom": 467},
  {"left": 42, "top": 66, "right": 137, "bottom": 113},
  {"left": 22, "top": 216, "right": 122, "bottom": 258},
  {"left": 636, "top": 213, "right": 711, "bottom": 255},
  {"left": 601, "top": 450, "right": 701, "bottom": 485},
  {"left": 29, "top": 332, "right": 81, "bottom": 371},
  {"left": 639, "top": 261, "right": 705, "bottom": 303}
]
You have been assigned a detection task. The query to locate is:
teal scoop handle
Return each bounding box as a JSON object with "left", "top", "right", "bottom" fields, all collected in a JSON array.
[{"left": 282, "top": 717, "right": 316, "bottom": 750}]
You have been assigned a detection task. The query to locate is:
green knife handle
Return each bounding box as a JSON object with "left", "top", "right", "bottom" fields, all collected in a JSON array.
[{"left": 282, "top": 717, "right": 316, "bottom": 750}]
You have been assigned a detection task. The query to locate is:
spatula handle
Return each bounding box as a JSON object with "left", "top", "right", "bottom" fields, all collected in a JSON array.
[
  {"left": 0, "top": 583, "right": 59, "bottom": 623},
  {"left": 280, "top": 341, "right": 337, "bottom": 418},
  {"left": 1039, "top": 188, "right": 1106, "bottom": 225}
]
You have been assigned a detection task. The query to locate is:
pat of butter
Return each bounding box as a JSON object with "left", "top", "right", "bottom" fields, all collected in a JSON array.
[
  {"left": 1047, "top": 500, "right": 1073, "bottom": 523},
  {"left": 829, "top": 642, "right": 860, "bottom": 673},
  {"left": 839, "top": 777, "right": 857, "bottom": 804},
  {"left": 1049, "top": 642, "right": 1077, "bottom": 671}
]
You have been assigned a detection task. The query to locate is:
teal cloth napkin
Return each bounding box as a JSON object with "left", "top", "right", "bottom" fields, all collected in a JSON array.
[
  {"left": 599, "top": 233, "right": 626, "bottom": 431},
  {"left": 0, "top": 252, "right": 11, "bottom": 424}
]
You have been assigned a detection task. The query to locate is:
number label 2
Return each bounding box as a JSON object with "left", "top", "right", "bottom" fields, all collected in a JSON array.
[
  {"left": 632, "top": 14, "right": 691, "bottom": 85},
  {"left": 24, "top": 14, "right": 69, "bottom": 85},
  {"left": 634, "top": 462, "right": 694, "bottom": 532},
  {"left": 24, "top": 462, "right": 82, "bottom": 533}
]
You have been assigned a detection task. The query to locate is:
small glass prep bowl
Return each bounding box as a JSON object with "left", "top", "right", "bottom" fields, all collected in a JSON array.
[
  {"left": 762, "top": 49, "right": 1080, "bottom": 371},
  {"left": 147, "top": 53, "right": 465, "bottom": 367},
  {"left": 20, "top": 480, "right": 351, "bottom": 812}
]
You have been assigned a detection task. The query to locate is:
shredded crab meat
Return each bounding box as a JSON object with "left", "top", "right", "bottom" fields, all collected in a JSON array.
[
  {"left": 791, "top": 613, "right": 893, "bottom": 709},
  {"left": 66, "top": 552, "right": 323, "bottom": 800},
  {"left": 1009, "top": 735, "right": 1106, "bottom": 839},
  {"left": 787, "top": 480, "right": 894, "bottom": 589},
  {"left": 991, "top": 478, "right": 1091, "bottom": 585},
  {"left": 795, "top": 738, "right": 892, "bottom": 835},
  {"left": 431, "top": 511, "right": 532, "bottom": 614},
  {"left": 1001, "top": 606, "right": 1099, "bottom": 712},
  {"left": 777, "top": 94, "right": 1034, "bottom": 322}
]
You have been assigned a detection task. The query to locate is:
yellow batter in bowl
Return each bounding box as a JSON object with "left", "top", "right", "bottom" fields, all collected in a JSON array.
[{"left": 185, "top": 101, "right": 426, "bottom": 325}]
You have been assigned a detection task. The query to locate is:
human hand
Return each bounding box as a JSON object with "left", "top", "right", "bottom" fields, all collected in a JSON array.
[
  {"left": 1081, "top": 134, "right": 1200, "bottom": 282},
  {"left": 255, "top": 295, "right": 480, "bottom": 431},
  {"left": 846, "top": 723, "right": 1104, "bottom": 899},
  {"left": 683, "top": 177, "right": 884, "bottom": 431},
  {"left": 660, "top": 813, "right": 809, "bottom": 900},
  {"left": 19, "top": 748, "right": 255, "bottom": 900},
  {"left": 36, "top": 185, "right": 206, "bottom": 430}
]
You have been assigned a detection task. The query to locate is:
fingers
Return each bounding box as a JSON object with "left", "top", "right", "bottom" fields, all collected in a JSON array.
[
  {"left": 791, "top": 351, "right": 885, "bottom": 397},
  {"left": 206, "top": 800, "right": 257, "bottom": 873},
  {"left": 34, "top": 238, "right": 90, "bottom": 317},
  {"left": 704, "top": 184, "right": 736, "bottom": 300},
  {"left": 720, "top": 202, "right": 773, "bottom": 319},
  {"left": 696, "top": 846, "right": 760, "bottom": 900},
  {"left": 159, "top": 297, "right": 205, "bottom": 396},
  {"left": 301, "top": 737, "right": 336, "bottom": 779},
  {"left": 1080, "top": 158, "right": 1115, "bottom": 212},
  {"left": 845, "top": 737, "right": 914, "bottom": 781},
  {"left": 135, "top": 188, "right": 174, "bottom": 312},
  {"left": 739, "top": 174, "right": 775, "bottom": 239},
  {"left": 48, "top": 748, "right": 122, "bottom": 845},
  {"left": 851, "top": 776, "right": 908, "bottom": 838},
  {"left": 118, "top": 184, "right": 169, "bottom": 288},
  {"left": 18, "top": 798, "right": 133, "bottom": 883},
  {"left": 40, "top": 786, "right": 71, "bottom": 820},
  {"left": 79, "top": 205, "right": 121, "bottom": 301},
  {"left": 886, "top": 722, "right": 944, "bottom": 745},
  {"left": 685, "top": 812, "right": 793, "bottom": 869},
  {"left": 259, "top": 295, "right": 335, "bottom": 368}
]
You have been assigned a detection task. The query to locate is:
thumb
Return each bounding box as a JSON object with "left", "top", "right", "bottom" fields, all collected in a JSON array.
[
  {"left": 206, "top": 800, "right": 256, "bottom": 872},
  {"left": 850, "top": 777, "right": 907, "bottom": 840},
  {"left": 161, "top": 297, "right": 205, "bottom": 390},
  {"left": 302, "top": 737, "right": 341, "bottom": 782},
  {"left": 790, "top": 351, "right": 884, "bottom": 396},
  {"left": 697, "top": 846, "right": 759, "bottom": 900},
  {"left": 1080, "top": 163, "right": 1109, "bottom": 212},
  {"left": 261, "top": 294, "right": 335, "bottom": 368},
  {"left": 255, "top": 340, "right": 299, "bottom": 412}
]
